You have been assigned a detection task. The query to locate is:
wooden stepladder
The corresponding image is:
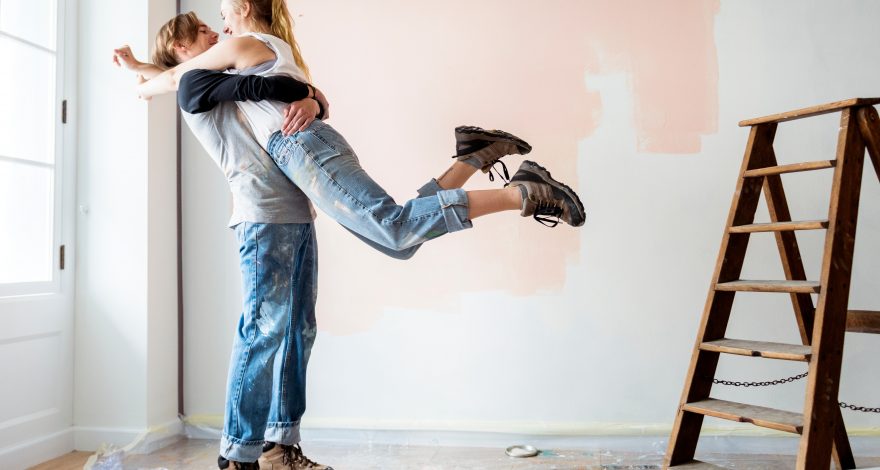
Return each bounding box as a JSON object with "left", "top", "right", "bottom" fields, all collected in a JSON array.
[{"left": 664, "top": 98, "right": 880, "bottom": 469}]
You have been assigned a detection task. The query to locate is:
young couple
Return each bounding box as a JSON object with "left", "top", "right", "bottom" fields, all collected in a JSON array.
[{"left": 114, "top": 0, "right": 585, "bottom": 468}]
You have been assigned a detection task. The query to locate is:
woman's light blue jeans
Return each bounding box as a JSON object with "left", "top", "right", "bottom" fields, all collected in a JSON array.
[
  {"left": 221, "top": 222, "right": 318, "bottom": 462},
  {"left": 266, "top": 120, "right": 473, "bottom": 260}
]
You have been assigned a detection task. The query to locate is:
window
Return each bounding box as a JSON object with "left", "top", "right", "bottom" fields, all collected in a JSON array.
[{"left": 0, "top": 0, "right": 62, "bottom": 293}]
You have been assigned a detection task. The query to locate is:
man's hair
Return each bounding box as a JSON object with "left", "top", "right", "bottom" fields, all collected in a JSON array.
[{"left": 152, "top": 11, "right": 201, "bottom": 68}]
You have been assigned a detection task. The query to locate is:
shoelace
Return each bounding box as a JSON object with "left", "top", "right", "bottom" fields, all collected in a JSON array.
[
  {"left": 487, "top": 160, "right": 510, "bottom": 184},
  {"left": 282, "top": 444, "right": 323, "bottom": 469},
  {"left": 533, "top": 201, "right": 562, "bottom": 227}
]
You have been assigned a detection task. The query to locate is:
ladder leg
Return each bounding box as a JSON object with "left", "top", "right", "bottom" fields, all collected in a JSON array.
[
  {"left": 797, "top": 108, "right": 866, "bottom": 469},
  {"left": 832, "top": 407, "right": 856, "bottom": 470},
  {"left": 665, "top": 124, "right": 778, "bottom": 467},
  {"left": 762, "top": 157, "right": 856, "bottom": 469},
  {"left": 858, "top": 106, "right": 880, "bottom": 182}
]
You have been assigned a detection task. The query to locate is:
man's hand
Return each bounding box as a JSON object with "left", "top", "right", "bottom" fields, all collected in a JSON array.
[
  {"left": 136, "top": 74, "right": 151, "bottom": 101},
  {"left": 282, "top": 98, "right": 320, "bottom": 135},
  {"left": 314, "top": 88, "right": 330, "bottom": 120},
  {"left": 113, "top": 45, "right": 141, "bottom": 71}
]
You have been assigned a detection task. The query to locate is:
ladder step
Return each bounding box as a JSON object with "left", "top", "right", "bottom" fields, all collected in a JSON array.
[
  {"left": 682, "top": 398, "right": 803, "bottom": 434},
  {"left": 729, "top": 220, "right": 829, "bottom": 233},
  {"left": 700, "top": 339, "right": 812, "bottom": 361},
  {"left": 847, "top": 310, "right": 880, "bottom": 334},
  {"left": 670, "top": 461, "right": 726, "bottom": 469},
  {"left": 715, "top": 280, "right": 821, "bottom": 293},
  {"left": 738, "top": 97, "right": 880, "bottom": 126},
  {"left": 742, "top": 160, "right": 835, "bottom": 177}
]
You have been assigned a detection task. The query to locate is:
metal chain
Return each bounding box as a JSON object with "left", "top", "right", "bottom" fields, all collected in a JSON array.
[
  {"left": 839, "top": 402, "right": 880, "bottom": 414},
  {"left": 711, "top": 372, "right": 879, "bottom": 413},
  {"left": 713, "top": 372, "right": 808, "bottom": 388}
]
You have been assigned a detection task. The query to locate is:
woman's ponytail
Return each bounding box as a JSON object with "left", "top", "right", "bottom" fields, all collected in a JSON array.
[{"left": 269, "top": 0, "right": 312, "bottom": 82}]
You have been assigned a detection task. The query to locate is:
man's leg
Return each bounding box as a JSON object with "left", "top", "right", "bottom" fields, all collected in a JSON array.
[
  {"left": 264, "top": 222, "right": 318, "bottom": 445},
  {"left": 220, "top": 222, "right": 314, "bottom": 464}
]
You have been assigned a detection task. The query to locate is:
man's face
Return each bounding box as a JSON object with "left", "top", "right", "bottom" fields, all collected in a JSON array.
[{"left": 185, "top": 22, "right": 220, "bottom": 58}]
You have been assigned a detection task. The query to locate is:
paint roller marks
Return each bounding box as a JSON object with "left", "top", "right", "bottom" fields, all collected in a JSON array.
[{"left": 582, "top": 0, "right": 720, "bottom": 154}]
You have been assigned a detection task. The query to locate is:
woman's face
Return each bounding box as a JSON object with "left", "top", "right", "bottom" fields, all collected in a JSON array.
[
  {"left": 179, "top": 22, "right": 220, "bottom": 60},
  {"left": 220, "top": 0, "right": 247, "bottom": 36}
]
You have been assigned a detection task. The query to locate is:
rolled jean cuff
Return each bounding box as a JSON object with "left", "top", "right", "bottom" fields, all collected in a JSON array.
[
  {"left": 416, "top": 178, "right": 443, "bottom": 198},
  {"left": 220, "top": 433, "right": 264, "bottom": 462},
  {"left": 265, "top": 421, "right": 302, "bottom": 446},
  {"left": 436, "top": 189, "right": 472, "bottom": 233}
]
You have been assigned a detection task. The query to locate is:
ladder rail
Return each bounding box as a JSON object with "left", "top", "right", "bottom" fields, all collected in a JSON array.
[
  {"left": 857, "top": 106, "right": 880, "bottom": 182},
  {"left": 797, "top": 107, "right": 866, "bottom": 469},
  {"left": 665, "top": 123, "right": 778, "bottom": 467}
]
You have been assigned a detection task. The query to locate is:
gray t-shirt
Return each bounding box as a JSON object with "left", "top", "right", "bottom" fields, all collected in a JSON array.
[{"left": 182, "top": 101, "right": 315, "bottom": 227}]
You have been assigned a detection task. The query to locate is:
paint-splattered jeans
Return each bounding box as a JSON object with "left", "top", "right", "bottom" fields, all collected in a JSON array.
[
  {"left": 220, "top": 222, "right": 318, "bottom": 462},
  {"left": 266, "top": 120, "right": 473, "bottom": 260}
]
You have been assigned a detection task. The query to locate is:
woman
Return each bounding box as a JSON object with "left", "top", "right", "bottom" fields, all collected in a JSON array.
[
  {"left": 115, "top": 2, "right": 585, "bottom": 469},
  {"left": 127, "top": 1, "right": 585, "bottom": 251}
]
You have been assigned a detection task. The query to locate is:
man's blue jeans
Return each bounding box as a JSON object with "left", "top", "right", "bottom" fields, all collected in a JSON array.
[
  {"left": 221, "top": 222, "right": 318, "bottom": 462},
  {"left": 266, "top": 120, "right": 473, "bottom": 260}
]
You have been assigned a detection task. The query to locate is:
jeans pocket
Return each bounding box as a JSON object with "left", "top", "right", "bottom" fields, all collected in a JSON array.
[
  {"left": 299, "top": 130, "right": 342, "bottom": 167},
  {"left": 271, "top": 141, "right": 293, "bottom": 166}
]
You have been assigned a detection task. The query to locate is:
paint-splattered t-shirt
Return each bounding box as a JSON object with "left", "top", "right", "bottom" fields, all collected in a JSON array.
[{"left": 182, "top": 102, "right": 316, "bottom": 227}]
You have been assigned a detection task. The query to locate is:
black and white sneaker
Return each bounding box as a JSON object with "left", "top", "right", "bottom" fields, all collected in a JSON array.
[
  {"left": 506, "top": 160, "right": 586, "bottom": 227},
  {"left": 453, "top": 125, "right": 532, "bottom": 183},
  {"left": 218, "top": 455, "right": 260, "bottom": 469}
]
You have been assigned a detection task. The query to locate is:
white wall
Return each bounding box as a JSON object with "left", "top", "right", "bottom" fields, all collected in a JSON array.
[
  {"left": 74, "top": 0, "right": 179, "bottom": 451},
  {"left": 180, "top": 0, "right": 880, "bottom": 437}
]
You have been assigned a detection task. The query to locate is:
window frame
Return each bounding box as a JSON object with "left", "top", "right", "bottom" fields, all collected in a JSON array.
[{"left": 0, "top": 0, "right": 71, "bottom": 299}]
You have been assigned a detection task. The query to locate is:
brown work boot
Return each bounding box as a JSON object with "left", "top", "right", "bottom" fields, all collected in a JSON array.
[
  {"left": 453, "top": 125, "right": 532, "bottom": 183},
  {"left": 506, "top": 160, "right": 586, "bottom": 227},
  {"left": 259, "top": 442, "right": 332, "bottom": 470}
]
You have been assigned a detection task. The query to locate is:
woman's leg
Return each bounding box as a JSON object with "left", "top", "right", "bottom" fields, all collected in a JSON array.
[
  {"left": 435, "top": 161, "right": 478, "bottom": 190},
  {"left": 465, "top": 186, "right": 523, "bottom": 219},
  {"left": 267, "top": 122, "right": 584, "bottom": 254},
  {"left": 267, "top": 122, "right": 473, "bottom": 252}
]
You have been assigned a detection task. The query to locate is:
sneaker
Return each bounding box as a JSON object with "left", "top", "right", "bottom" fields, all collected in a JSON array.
[
  {"left": 218, "top": 455, "right": 260, "bottom": 469},
  {"left": 453, "top": 125, "right": 532, "bottom": 183},
  {"left": 506, "top": 160, "right": 586, "bottom": 227},
  {"left": 259, "top": 442, "right": 333, "bottom": 470}
]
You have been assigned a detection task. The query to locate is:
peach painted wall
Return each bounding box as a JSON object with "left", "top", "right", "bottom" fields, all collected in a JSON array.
[{"left": 181, "top": 0, "right": 880, "bottom": 435}]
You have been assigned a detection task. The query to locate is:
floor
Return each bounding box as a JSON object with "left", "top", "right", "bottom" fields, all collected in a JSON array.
[{"left": 32, "top": 438, "right": 880, "bottom": 469}]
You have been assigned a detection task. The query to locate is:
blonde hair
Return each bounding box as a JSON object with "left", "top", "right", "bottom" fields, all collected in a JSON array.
[
  {"left": 152, "top": 11, "right": 202, "bottom": 68},
  {"left": 232, "top": 0, "right": 312, "bottom": 82}
]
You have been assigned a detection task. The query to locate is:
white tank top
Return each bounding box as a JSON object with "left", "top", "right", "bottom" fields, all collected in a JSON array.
[{"left": 231, "top": 32, "right": 309, "bottom": 150}]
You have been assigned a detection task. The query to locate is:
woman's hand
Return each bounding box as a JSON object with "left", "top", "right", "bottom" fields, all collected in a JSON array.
[
  {"left": 113, "top": 45, "right": 142, "bottom": 71},
  {"left": 114, "top": 45, "right": 166, "bottom": 80},
  {"left": 282, "top": 98, "right": 320, "bottom": 135}
]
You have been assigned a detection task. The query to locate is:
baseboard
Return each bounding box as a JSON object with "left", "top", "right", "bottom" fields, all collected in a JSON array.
[
  {"left": 179, "top": 415, "right": 880, "bottom": 456},
  {"left": 0, "top": 427, "right": 75, "bottom": 470},
  {"left": 75, "top": 418, "right": 183, "bottom": 454}
]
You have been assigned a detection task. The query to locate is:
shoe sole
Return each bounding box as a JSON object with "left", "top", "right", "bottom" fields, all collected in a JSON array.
[
  {"left": 454, "top": 125, "right": 533, "bottom": 155},
  {"left": 518, "top": 160, "right": 586, "bottom": 227}
]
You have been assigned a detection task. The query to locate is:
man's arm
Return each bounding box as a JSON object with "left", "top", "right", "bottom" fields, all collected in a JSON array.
[{"left": 178, "top": 69, "right": 315, "bottom": 114}]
